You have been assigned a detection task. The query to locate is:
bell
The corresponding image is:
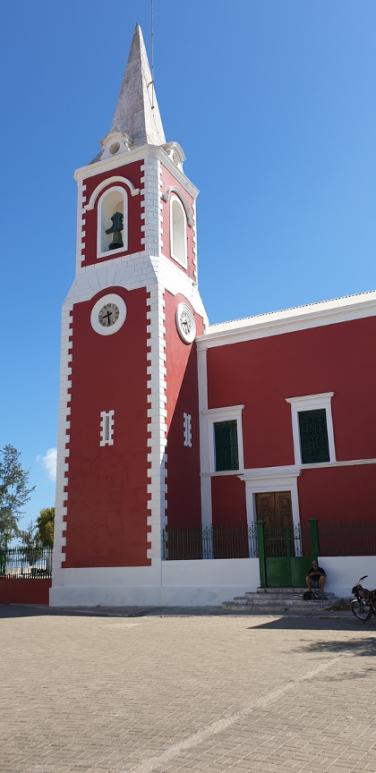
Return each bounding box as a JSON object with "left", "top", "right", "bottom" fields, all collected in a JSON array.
[
  {"left": 108, "top": 231, "right": 123, "bottom": 249},
  {"left": 106, "top": 211, "right": 124, "bottom": 250}
]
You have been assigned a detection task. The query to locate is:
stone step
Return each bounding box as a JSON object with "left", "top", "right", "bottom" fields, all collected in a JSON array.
[
  {"left": 223, "top": 600, "right": 334, "bottom": 614},
  {"left": 229, "top": 599, "right": 332, "bottom": 608},
  {"left": 254, "top": 587, "right": 335, "bottom": 597},
  {"left": 256, "top": 587, "right": 306, "bottom": 594},
  {"left": 223, "top": 587, "right": 337, "bottom": 614}
]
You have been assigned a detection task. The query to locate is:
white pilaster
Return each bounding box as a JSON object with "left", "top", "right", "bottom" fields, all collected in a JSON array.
[{"left": 146, "top": 283, "right": 168, "bottom": 561}]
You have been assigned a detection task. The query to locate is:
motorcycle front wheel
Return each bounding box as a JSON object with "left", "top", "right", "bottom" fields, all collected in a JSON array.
[{"left": 351, "top": 599, "right": 372, "bottom": 621}]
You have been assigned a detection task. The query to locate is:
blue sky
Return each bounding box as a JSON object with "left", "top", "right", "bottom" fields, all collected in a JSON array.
[{"left": 1, "top": 0, "right": 375, "bottom": 530}]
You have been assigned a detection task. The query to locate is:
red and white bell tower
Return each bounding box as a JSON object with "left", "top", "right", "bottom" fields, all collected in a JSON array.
[{"left": 51, "top": 25, "right": 207, "bottom": 606}]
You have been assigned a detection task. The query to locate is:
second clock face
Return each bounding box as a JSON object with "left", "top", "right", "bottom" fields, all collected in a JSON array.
[
  {"left": 176, "top": 302, "right": 196, "bottom": 343},
  {"left": 91, "top": 294, "right": 127, "bottom": 336}
]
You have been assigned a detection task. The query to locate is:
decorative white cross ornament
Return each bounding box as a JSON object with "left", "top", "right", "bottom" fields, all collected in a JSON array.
[
  {"left": 100, "top": 410, "right": 115, "bottom": 446},
  {"left": 183, "top": 413, "right": 192, "bottom": 447}
]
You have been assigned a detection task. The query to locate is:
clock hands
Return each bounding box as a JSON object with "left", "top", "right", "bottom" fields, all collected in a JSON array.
[
  {"left": 181, "top": 313, "right": 191, "bottom": 334},
  {"left": 102, "top": 310, "right": 112, "bottom": 327},
  {"left": 91, "top": 297, "right": 125, "bottom": 335}
]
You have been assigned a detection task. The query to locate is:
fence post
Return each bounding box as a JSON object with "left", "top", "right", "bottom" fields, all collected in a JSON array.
[
  {"left": 309, "top": 518, "right": 320, "bottom": 560},
  {"left": 256, "top": 520, "right": 267, "bottom": 588},
  {"left": 0, "top": 548, "right": 5, "bottom": 576}
]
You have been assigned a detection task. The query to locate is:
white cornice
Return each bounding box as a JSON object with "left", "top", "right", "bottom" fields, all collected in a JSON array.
[
  {"left": 239, "top": 458, "right": 376, "bottom": 480},
  {"left": 197, "top": 292, "right": 376, "bottom": 350},
  {"left": 74, "top": 145, "right": 199, "bottom": 198}
]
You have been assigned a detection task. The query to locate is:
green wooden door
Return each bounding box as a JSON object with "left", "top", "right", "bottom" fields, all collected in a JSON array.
[{"left": 255, "top": 492, "right": 309, "bottom": 587}]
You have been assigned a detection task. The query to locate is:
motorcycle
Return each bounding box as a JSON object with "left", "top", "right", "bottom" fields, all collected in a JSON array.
[{"left": 351, "top": 575, "right": 376, "bottom": 621}]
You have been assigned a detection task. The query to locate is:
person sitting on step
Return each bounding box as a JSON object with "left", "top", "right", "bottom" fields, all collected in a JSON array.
[{"left": 305, "top": 560, "right": 326, "bottom": 595}]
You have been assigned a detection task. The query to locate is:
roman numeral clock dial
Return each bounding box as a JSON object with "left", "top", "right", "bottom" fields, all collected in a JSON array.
[
  {"left": 98, "top": 303, "right": 119, "bottom": 327},
  {"left": 176, "top": 302, "right": 196, "bottom": 343},
  {"left": 90, "top": 294, "right": 127, "bottom": 336}
]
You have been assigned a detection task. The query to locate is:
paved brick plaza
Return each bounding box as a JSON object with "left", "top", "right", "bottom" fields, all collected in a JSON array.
[{"left": 1, "top": 606, "right": 376, "bottom": 772}]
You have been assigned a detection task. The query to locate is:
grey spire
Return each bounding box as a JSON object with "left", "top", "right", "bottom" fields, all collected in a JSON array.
[{"left": 111, "top": 24, "right": 166, "bottom": 147}]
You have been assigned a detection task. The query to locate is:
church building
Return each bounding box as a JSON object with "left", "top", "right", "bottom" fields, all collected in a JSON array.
[{"left": 51, "top": 26, "right": 376, "bottom": 606}]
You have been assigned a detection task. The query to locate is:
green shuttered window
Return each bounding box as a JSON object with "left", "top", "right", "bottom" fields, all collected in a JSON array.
[
  {"left": 298, "top": 408, "right": 330, "bottom": 464},
  {"left": 214, "top": 420, "right": 239, "bottom": 471}
]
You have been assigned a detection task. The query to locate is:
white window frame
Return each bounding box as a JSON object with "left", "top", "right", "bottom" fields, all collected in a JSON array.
[
  {"left": 169, "top": 194, "right": 187, "bottom": 268},
  {"left": 206, "top": 405, "right": 244, "bottom": 474},
  {"left": 286, "top": 392, "right": 336, "bottom": 465},
  {"left": 97, "top": 185, "right": 128, "bottom": 259}
]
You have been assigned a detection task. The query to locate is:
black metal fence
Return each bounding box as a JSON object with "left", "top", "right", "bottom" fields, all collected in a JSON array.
[
  {"left": 162, "top": 525, "right": 258, "bottom": 560},
  {"left": 263, "top": 524, "right": 302, "bottom": 558},
  {"left": 0, "top": 548, "right": 53, "bottom": 579},
  {"left": 162, "top": 519, "right": 376, "bottom": 561}
]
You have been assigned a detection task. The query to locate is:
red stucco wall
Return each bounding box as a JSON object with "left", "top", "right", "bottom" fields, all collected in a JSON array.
[
  {"left": 81, "top": 161, "right": 144, "bottom": 266},
  {"left": 207, "top": 316, "right": 376, "bottom": 535},
  {"left": 164, "top": 292, "right": 203, "bottom": 528},
  {"left": 63, "top": 286, "right": 149, "bottom": 568},
  {"left": 207, "top": 316, "right": 376, "bottom": 468},
  {"left": 211, "top": 476, "right": 247, "bottom": 528},
  {"left": 0, "top": 579, "right": 51, "bottom": 605}
]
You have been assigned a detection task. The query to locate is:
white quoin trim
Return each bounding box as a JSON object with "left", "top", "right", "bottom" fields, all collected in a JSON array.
[
  {"left": 146, "top": 284, "right": 168, "bottom": 561},
  {"left": 52, "top": 304, "right": 74, "bottom": 572},
  {"left": 85, "top": 175, "right": 140, "bottom": 211},
  {"left": 286, "top": 392, "right": 336, "bottom": 465},
  {"left": 76, "top": 179, "right": 85, "bottom": 271}
]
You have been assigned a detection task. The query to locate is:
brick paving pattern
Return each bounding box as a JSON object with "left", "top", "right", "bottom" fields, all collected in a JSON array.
[{"left": 1, "top": 606, "right": 376, "bottom": 772}]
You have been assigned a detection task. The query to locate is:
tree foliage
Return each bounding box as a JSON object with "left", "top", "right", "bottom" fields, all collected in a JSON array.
[
  {"left": 35, "top": 507, "right": 55, "bottom": 547},
  {"left": 0, "top": 445, "right": 34, "bottom": 548},
  {"left": 18, "top": 520, "right": 44, "bottom": 565},
  {"left": 19, "top": 521, "right": 38, "bottom": 550}
]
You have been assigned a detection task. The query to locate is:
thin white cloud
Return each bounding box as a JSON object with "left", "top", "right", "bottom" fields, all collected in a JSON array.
[{"left": 37, "top": 448, "right": 57, "bottom": 482}]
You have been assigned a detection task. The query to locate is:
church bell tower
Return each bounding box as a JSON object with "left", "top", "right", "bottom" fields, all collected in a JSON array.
[{"left": 51, "top": 25, "right": 207, "bottom": 606}]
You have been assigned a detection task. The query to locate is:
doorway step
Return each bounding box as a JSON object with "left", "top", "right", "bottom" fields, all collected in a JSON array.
[{"left": 223, "top": 587, "right": 337, "bottom": 615}]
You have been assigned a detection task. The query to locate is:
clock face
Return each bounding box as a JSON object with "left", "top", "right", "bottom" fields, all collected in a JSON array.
[
  {"left": 90, "top": 294, "right": 127, "bottom": 336},
  {"left": 98, "top": 303, "right": 120, "bottom": 328},
  {"left": 176, "top": 302, "right": 196, "bottom": 344}
]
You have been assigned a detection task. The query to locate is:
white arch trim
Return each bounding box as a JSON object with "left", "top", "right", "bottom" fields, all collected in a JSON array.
[
  {"left": 85, "top": 176, "right": 140, "bottom": 211},
  {"left": 162, "top": 187, "right": 193, "bottom": 226}
]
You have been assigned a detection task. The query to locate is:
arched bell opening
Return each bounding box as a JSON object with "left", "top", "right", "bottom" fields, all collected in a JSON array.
[
  {"left": 170, "top": 194, "right": 187, "bottom": 268},
  {"left": 97, "top": 186, "right": 128, "bottom": 256}
]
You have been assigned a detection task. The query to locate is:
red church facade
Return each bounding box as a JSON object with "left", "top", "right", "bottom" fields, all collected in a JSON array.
[
  {"left": 50, "top": 26, "right": 376, "bottom": 607},
  {"left": 199, "top": 302, "right": 376, "bottom": 557}
]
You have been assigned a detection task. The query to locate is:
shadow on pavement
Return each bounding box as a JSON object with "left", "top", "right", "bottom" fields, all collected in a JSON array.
[
  {"left": 2, "top": 605, "right": 376, "bottom": 633},
  {"left": 296, "top": 636, "right": 376, "bottom": 656},
  {"left": 0, "top": 604, "right": 267, "bottom": 619},
  {"left": 0, "top": 604, "right": 151, "bottom": 619},
  {"left": 248, "top": 615, "right": 376, "bottom": 633}
]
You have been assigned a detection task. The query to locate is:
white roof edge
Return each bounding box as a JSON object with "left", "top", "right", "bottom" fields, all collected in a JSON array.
[{"left": 197, "top": 290, "right": 376, "bottom": 346}]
